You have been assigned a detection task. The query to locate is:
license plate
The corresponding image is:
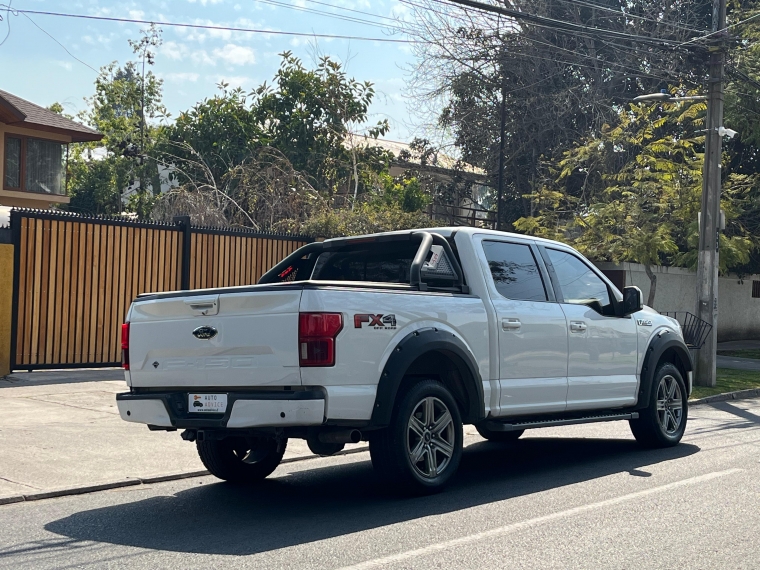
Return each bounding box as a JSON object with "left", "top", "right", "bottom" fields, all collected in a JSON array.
[{"left": 188, "top": 393, "right": 227, "bottom": 414}]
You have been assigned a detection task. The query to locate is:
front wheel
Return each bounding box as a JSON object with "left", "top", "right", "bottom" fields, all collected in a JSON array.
[
  {"left": 197, "top": 435, "right": 287, "bottom": 483},
  {"left": 370, "top": 379, "right": 463, "bottom": 494},
  {"left": 629, "top": 362, "right": 688, "bottom": 448}
]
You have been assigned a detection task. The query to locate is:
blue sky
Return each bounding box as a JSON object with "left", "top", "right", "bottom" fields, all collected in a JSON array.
[{"left": 0, "top": 0, "right": 420, "bottom": 141}]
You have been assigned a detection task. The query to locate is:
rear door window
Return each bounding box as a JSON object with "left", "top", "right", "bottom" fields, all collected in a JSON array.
[{"left": 482, "top": 241, "right": 547, "bottom": 302}]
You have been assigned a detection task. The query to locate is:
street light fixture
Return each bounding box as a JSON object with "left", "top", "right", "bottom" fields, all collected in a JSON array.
[{"left": 632, "top": 92, "right": 708, "bottom": 103}]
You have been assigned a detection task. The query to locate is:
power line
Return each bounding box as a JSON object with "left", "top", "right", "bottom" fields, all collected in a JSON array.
[
  {"left": 677, "top": 11, "right": 760, "bottom": 48},
  {"left": 553, "top": 0, "right": 703, "bottom": 34},
  {"left": 0, "top": 0, "right": 12, "bottom": 47},
  {"left": 0, "top": 6, "right": 418, "bottom": 43},
  {"left": 255, "top": 0, "right": 402, "bottom": 31},
  {"left": 437, "top": 0, "right": 697, "bottom": 47},
  {"left": 299, "top": 0, "right": 400, "bottom": 24},
  {"left": 15, "top": 10, "right": 98, "bottom": 72}
]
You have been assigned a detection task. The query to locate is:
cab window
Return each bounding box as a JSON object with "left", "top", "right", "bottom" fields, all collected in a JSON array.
[
  {"left": 546, "top": 248, "right": 612, "bottom": 312},
  {"left": 482, "top": 241, "right": 547, "bottom": 302}
]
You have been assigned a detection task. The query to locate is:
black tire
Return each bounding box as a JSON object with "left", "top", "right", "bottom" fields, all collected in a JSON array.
[
  {"left": 475, "top": 424, "right": 525, "bottom": 442},
  {"left": 630, "top": 362, "right": 688, "bottom": 448},
  {"left": 369, "top": 379, "right": 463, "bottom": 494},
  {"left": 197, "top": 435, "right": 287, "bottom": 483}
]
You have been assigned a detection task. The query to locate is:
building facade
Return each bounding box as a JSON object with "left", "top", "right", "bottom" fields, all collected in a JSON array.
[{"left": 0, "top": 89, "right": 102, "bottom": 210}]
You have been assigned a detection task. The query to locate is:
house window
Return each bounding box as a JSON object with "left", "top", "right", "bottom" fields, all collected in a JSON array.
[
  {"left": 752, "top": 281, "right": 760, "bottom": 299},
  {"left": 3, "top": 134, "right": 67, "bottom": 196}
]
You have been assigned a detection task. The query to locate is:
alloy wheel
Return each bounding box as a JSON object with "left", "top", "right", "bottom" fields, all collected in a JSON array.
[
  {"left": 406, "top": 396, "right": 455, "bottom": 479},
  {"left": 656, "top": 374, "right": 683, "bottom": 435}
]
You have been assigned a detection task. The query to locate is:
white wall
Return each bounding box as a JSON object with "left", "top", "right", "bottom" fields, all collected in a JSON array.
[{"left": 594, "top": 261, "right": 760, "bottom": 342}]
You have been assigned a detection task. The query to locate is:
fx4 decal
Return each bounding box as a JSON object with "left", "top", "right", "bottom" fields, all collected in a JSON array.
[
  {"left": 354, "top": 314, "right": 397, "bottom": 329},
  {"left": 637, "top": 318, "right": 653, "bottom": 326}
]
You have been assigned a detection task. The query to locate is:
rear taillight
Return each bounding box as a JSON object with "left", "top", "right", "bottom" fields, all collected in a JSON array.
[
  {"left": 299, "top": 312, "right": 343, "bottom": 367},
  {"left": 121, "top": 323, "right": 130, "bottom": 370}
]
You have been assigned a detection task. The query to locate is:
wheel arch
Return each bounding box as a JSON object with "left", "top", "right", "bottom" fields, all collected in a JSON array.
[
  {"left": 637, "top": 331, "right": 693, "bottom": 409},
  {"left": 369, "top": 328, "right": 485, "bottom": 427}
]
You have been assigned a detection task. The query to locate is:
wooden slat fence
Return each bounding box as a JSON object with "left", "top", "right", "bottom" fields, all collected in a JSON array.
[{"left": 10, "top": 210, "right": 312, "bottom": 371}]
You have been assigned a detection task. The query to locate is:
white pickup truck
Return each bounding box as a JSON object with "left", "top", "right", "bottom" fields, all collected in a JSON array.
[{"left": 117, "top": 227, "right": 692, "bottom": 493}]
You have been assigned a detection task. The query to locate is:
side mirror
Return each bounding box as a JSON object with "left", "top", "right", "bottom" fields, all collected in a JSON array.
[{"left": 622, "top": 286, "right": 643, "bottom": 316}]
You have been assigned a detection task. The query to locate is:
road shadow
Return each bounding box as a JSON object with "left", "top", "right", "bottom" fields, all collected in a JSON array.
[{"left": 44, "top": 437, "right": 699, "bottom": 555}]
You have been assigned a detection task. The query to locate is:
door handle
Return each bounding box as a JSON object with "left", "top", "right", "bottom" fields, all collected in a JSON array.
[
  {"left": 502, "top": 318, "right": 521, "bottom": 331},
  {"left": 570, "top": 321, "right": 587, "bottom": 332}
]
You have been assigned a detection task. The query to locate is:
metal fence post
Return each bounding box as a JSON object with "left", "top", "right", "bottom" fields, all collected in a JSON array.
[
  {"left": 8, "top": 210, "right": 21, "bottom": 372},
  {"left": 174, "top": 216, "right": 191, "bottom": 290}
]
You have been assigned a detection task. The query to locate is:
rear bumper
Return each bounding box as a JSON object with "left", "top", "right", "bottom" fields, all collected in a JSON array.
[{"left": 116, "top": 390, "right": 326, "bottom": 429}]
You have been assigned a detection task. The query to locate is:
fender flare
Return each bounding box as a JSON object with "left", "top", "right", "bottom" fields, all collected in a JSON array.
[
  {"left": 637, "top": 330, "right": 693, "bottom": 409},
  {"left": 369, "top": 328, "right": 485, "bottom": 427}
]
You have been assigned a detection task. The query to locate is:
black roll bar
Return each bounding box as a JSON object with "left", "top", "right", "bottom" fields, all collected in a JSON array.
[
  {"left": 410, "top": 231, "right": 468, "bottom": 293},
  {"left": 410, "top": 232, "right": 434, "bottom": 291},
  {"left": 260, "top": 231, "right": 468, "bottom": 293},
  {"left": 258, "top": 242, "right": 325, "bottom": 283}
]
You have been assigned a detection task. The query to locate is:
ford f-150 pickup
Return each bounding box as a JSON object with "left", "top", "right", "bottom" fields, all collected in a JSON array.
[{"left": 117, "top": 227, "right": 692, "bottom": 493}]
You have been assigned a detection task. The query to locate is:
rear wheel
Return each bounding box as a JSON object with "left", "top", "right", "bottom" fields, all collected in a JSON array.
[
  {"left": 370, "top": 379, "right": 463, "bottom": 494},
  {"left": 197, "top": 435, "right": 287, "bottom": 483},
  {"left": 475, "top": 424, "right": 524, "bottom": 442},
  {"left": 630, "top": 362, "right": 688, "bottom": 448}
]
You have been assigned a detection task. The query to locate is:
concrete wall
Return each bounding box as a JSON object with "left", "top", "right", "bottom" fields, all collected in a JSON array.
[
  {"left": 595, "top": 261, "right": 760, "bottom": 341},
  {"left": 0, "top": 244, "right": 12, "bottom": 376}
]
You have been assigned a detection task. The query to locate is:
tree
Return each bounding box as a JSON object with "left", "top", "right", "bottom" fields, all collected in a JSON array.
[
  {"left": 400, "top": 0, "right": 711, "bottom": 229},
  {"left": 515, "top": 92, "right": 751, "bottom": 305},
  {"left": 156, "top": 53, "right": 399, "bottom": 230},
  {"left": 67, "top": 25, "right": 167, "bottom": 217}
]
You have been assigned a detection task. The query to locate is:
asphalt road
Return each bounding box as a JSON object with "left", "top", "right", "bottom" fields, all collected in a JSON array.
[{"left": 1, "top": 399, "right": 759, "bottom": 570}]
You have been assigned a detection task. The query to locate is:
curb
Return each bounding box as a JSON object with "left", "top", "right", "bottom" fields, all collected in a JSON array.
[
  {"left": 690, "top": 388, "right": 760, "bottom": 406},
  {"left": 0, "top": 445, "right": 369, "bottom": 507}
]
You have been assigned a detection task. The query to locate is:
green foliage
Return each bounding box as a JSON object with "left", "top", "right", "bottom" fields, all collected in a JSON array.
[
  {"left": 66, "top": 156, "right": 123, "bottom": 216},
  {"left": 374, "top": 173, "right": 430, "bottom": 213},
  {"left": 515, "top": 89, "right": 757, "bottom": 300},
  {"left": 67, "top": 25, "right": 167, "bottom": 216},
  {"left": 159, "top": 52, "right": 393, "bottom": 221},
  {"left": 298, "top": 202, "right": 431, "bottom": 238},
  {"left": 160, "top": 85, "right": 262, "bottom": 186}
]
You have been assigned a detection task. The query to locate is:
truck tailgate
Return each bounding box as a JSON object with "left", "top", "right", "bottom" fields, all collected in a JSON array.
[{"left": 127, "top": 287, "right": 302, "bottom": 388}]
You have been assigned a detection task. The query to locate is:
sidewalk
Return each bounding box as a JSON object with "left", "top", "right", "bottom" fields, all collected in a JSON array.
[{"left": 0, "top": 369, "right": 361, "bottom": 502}]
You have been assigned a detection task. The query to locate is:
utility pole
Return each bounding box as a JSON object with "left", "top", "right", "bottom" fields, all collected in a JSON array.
[
  {"left": 694, "top": 0, "right": 727, "bottom": 387},
  {"left": 496, "top": 65, "right": 507, "bottom": 232}
]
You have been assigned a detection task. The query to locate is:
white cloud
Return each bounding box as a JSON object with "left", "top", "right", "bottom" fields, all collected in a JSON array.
[
  {"left": 214, "top": 75, "right": 253, "bottom": 89},
  {"left": 192, "top": 50, "right": 217, "bottom": 66},
  {"left": 187, "top": 0, "right": 224, "bottom": 4},
  {"left": 56, "top": 61, "right": 73, "bottom": 71},
  {"left": 212, "top": 44, "right": 256, "bottom": 66},
  {"left": 162, "top": 41, "right": 188, "bottom": 61},
  {"left": 164, "top": 72, "right": 200, "bottom": 82}
]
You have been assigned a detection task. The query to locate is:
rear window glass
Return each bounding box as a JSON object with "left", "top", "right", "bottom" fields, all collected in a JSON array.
[{"left": 311, "top": 242, "right": 420, "bottom": 283}]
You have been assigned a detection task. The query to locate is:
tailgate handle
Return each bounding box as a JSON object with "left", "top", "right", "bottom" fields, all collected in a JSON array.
[{"left": 184, "top": 296, "right": 219, "bottom": 316}]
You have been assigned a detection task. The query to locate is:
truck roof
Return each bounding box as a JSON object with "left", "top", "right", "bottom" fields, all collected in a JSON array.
[{"left": 322, "top": 226, "right": 570, "bottom": 249}]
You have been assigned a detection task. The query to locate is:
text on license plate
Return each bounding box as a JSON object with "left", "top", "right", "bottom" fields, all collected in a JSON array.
[{"left": 188, "top": 393, "right": 228, "bottom": 413}]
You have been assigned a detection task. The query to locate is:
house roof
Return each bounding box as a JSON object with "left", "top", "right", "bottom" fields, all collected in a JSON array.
[
  {"left": 0, "top": 89, "right": 103, "bottom": 142},
  {"left": 348, "top": 135, "right": 486, "bottom": 177}
]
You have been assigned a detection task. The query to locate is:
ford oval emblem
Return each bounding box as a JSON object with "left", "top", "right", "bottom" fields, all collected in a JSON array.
[{"left": 193, "top": 325, "right": 218, "bottom": 340}]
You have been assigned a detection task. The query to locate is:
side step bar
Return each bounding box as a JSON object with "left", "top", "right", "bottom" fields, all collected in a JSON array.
[{"left": 485, "top": 412, "right": 639, "bottom": 432}]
